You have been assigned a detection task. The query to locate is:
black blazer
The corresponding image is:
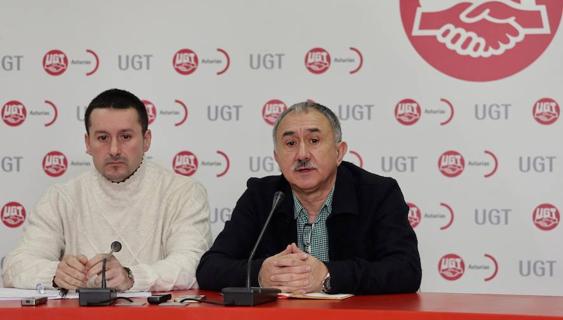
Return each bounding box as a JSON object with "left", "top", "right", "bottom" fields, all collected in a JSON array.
[{"left": 196, "top": 161, "right": 422, "bottom": 294}]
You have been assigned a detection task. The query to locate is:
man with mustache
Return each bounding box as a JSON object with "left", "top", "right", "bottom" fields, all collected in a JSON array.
[
  {"left": 197, "top": 101, "right": 421, "bottom": 294},
  {"left": 3, "top": 89, "right": 212, "bottom": 292}
]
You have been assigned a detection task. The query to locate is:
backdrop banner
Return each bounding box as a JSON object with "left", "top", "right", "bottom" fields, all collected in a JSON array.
[{"left": 1, "top": 0, "right": 561, "bottom": 295}]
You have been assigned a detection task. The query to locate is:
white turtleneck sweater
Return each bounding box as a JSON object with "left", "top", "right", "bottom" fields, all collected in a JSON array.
[{"left": 2, "top": 161, "right": 212, "bottom": 292}]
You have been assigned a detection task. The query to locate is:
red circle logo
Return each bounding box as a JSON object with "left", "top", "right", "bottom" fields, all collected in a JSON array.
[
  {"left": 532, "top": 97, "right": 560, "bottom": 125},
  {"left": 438, "top": 253, "right": 465, "bottom": 281},
  {"left": 42, "top": 151, "right": 68, "bottom": 177},
  {"left": 42, "top": 49, "right": 68, "bottom": 76},
  {"left": 173, "top": 49, "right": 199, "bottom": 75},
  {"left": 1, "top": 100, "right": 27, "bottom": 127},
  {"left": 305, "top": 48, "right": 331, "bottom": 74},
  {"left": 262, "top": 99, "right": 288, "bottom": 126},
  {"left": 1, "top": 201, "right": 26, "bottom": 228},
  {"left": 438, "top": 150, "right": 465, "bottom": 177},
  {"left": 395, "top": 99, "right": 422, "bottom": 125},
  {"left": 173, "top": 151, "right": 199, "bottom": 176},
  {"left": 532, "top": 203, "right": 560, "bottom": 231},
  {"left": 143, "top": 99, "right": 157, "bottom": 125},
  {"left": 400, "top": 1, "right": 563, "bottom": 81},
  {"left": 407, "top": 202, "right": 422, "bottom": 228}
]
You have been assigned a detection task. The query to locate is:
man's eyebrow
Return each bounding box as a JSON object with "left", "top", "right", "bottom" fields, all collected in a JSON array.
[
  {"left": 281, "top": 130, "right": 296, "bottom": 138},
  {"left": 281, "top": 128, "right": 321, "bottom": 138},
  {"left": 92, "top": 128, "right": 134, "bottom": 135}
]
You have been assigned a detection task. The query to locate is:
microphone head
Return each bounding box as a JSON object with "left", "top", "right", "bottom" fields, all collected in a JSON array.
[{"left": 110, "top": 241, "right": 122, "bottom": 253}]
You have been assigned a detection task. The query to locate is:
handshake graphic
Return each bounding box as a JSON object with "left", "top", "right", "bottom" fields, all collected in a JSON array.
[{"left": 412, "top": 0, "right": 550, "bottom": 58}]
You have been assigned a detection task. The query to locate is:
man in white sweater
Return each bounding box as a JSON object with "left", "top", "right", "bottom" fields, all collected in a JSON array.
[{"left": 2, "top": 89, "right": 212, "bottom": 292}]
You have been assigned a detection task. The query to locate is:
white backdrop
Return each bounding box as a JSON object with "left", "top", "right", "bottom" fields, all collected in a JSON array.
[{"left": 1, "top": 0, "right": 562, "bottom": 295}]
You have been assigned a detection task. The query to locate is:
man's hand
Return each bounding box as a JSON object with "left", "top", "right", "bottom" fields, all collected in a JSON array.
[
  {"left": 258, "top": 243, "right": 329, "bottom": 293},
  {"left": 288, "top": 245, "right": 329, "bottom": 293},
  {"left": 259, "top": 244, "right": 310, "bottom": 292},
  {"left": 85, "top": 254, "right": 133, "bottom": 292},
  {"left": 53, "top": 255, "right": 88, "bottom": 290}
]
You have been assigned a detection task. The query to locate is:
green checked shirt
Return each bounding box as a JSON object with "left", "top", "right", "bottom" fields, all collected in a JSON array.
[{"left": 293, "top": 189, "right": 334, "bottom": 262}]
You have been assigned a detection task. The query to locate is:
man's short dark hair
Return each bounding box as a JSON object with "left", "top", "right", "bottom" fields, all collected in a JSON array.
[{"left": 84, "top": 88, "right": 148, "bottom": 134}]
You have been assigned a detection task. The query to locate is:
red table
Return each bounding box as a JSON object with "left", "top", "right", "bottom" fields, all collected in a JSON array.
[{"left": 1, "top": 290, "right": 562, "bottom": 320}]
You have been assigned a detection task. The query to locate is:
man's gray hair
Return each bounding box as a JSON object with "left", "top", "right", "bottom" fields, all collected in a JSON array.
[{"left": 272, "top": 101, "right": 342, "bottom": 146}]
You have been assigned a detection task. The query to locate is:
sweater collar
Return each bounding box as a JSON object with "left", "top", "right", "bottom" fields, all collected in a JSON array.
[{"left": 94, "top": 160, "right": 148, "bottom": 201}]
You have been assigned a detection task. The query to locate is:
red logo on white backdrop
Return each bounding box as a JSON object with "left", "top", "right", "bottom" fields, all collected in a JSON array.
[
  {"left": 173, "top": 49, "right": 199, "bottom": 75},
  {"left": 407, "top": 202, "right": 422, "bottom": 228},
  {"left": 438, "top": 150, "right": 465, "bottom": 177},
  {"left": 395, "top": 99, "right": 422, "bottom": 125},
  {"left": 400, "top": 1, "right": 563, "bottom": 81},
  {"left": 305, "top": 48, "right": 331, "bottom": 74},
  {"left": 174, "top": 99, "right": 189, "bottom": 126},
  {"left": 439, "top": 253, "right": 465, "bottom": 281},
  {"left": 85, "top": 49, "right": 100, "bottom": 76},
  {"left": 43, "top": 49, "right": 68, "bottom": 76},
  {"left": 532, "top": 203, "right": 560, "bottom": 231},
  {"left": 532, "top": 97, "right": 560, "bottom": 125},
  {"left": 216, "top": 48, "right": 231, "bottom": 75},
  {"left": 440, "top": 203, "right": 455, "bottom": 230},
  {"left": 42, "top": 151, "right": 68, "bottom": 177},
  {"left": 142, "top": 100, "right": 157, "bottom": 125},
  {"left": 262, "top": 99, "right": 287, "bottom": 125},
  {"left": 484, "top": 254, "right": 499, "bottom": 282},
  {"left": 347, "top": 150, "right": 364, "bottom": 168},
  {"left": 216, "top": 150, "right": 231, "bottom": 178},
  {"left": 1, "top": 100, "right": 27, "bottom": 127},
  {"left": 173, "top": 151, "right": 198, "bottom": 176},
  {"left": 1, "top": 202, "right": 26, "bottom": 228}
]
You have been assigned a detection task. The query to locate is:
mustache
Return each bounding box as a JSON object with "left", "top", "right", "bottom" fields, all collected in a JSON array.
[
  {"left": 104, "top": 156, "right": 127, "bottom": 164},
  {"left": 293, "top": 160, "right": 317, "bottom": 171}
]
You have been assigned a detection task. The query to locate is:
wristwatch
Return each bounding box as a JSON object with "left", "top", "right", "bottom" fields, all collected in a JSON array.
[
  {"left": 123, "top": 267, "right": 134, "bottom": 284},
  {"left": 321, "top": 272, "right": 331, "bottom": 293}
]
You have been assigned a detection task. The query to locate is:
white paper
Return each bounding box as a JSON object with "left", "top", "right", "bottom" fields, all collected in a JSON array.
[
  {"left": 0, "top": 288, "right": 61, "bottom": 300},
  {"left": 279, "top": 292, "right": 354, "bottom": 300},
  {"left": 0, "top": 287, "right": 151, "bottom": 300}
]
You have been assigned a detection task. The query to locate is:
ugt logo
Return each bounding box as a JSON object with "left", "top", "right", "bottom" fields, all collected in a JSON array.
[
  {"left": 439, "top": 253, "right": 465, "bottom": 281},
  {"left": 400, "top": 0, "right": 562, "bottom": 81},
  {"left": 173, "top": 49, "right": 199, "bottom": 75},
  {"left": 262, "top": 99, "right": 287, "bottom": 126},
  {"left": 438, "top": 150, "right": 465, "bottom": 177},
  {"left": 43, "top": 49, "right": 68, "bottom": 76},
  {"left": 42, "top": 151, "right": 68, "bottom": 177},
  {"left": 173, "top": 151, "right": 198, "bottom": 176},
  {"left": 1, "top": 202, "right": 26, "bottom": 228},
  {"left": 305, "top": 48, "right": 331, "bottom": 74},
  {"left": 1, "top": 100, "right": 27, "bottom": 127}
]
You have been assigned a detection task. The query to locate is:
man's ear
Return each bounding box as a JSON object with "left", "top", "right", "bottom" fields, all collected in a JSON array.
[
  {"left": 85, "top": 133, "right": 91, "bottom": 155},
  {"left": 336, "top": 141, "right": 348, "bottom": 165},
  {"left": 143, "top": 129, "right": 152, "bottom": 152}
]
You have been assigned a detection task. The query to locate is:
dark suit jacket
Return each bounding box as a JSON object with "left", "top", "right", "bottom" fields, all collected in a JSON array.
[{"left": 196, "top": 161, "right": 422, "bottom": 294}]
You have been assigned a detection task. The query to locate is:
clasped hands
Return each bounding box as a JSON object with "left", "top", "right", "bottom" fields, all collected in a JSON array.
[
  {"left": 53, "top": 254, "right": 132, "bottom": 291},
  {"left": 416, "top": 0, "right": 547, "bottom": 57},
  {"left": 258, "top": 243, "right": 328, "bottom": 294}
]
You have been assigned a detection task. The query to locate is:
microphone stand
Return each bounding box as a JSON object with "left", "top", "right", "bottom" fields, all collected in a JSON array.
[
  {"left": 222, "top": 191, "right": 285, "bottom": 306},
  {"left": 78, "top": 241, "right": 121, "bottom": 306}
]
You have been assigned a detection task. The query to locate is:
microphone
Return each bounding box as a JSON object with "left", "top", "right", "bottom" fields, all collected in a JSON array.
[
  {"left": 222, "top": 191, "right": 285, "bottom": 306},
  {"left": 78, "top": 241, "right": 122, "bottom": 306},
  {"left": 101, "top": 241, "right": 122, "bottom": 289}
]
